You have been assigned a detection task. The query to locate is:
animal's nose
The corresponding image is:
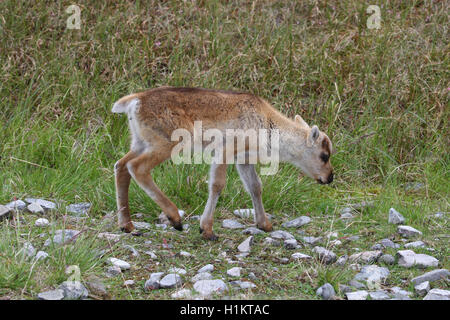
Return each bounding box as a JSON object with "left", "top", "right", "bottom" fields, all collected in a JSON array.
[{"left": 327, "top": 172, "right": 334, "bottom": 184}]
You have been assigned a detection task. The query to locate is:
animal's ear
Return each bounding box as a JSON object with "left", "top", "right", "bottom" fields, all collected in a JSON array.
[
  {"left": 294, "top": 115, "right": 310, "bottom": 129},
  {"left": 307, "top": 125, "right": 320, "bottom": 146}
]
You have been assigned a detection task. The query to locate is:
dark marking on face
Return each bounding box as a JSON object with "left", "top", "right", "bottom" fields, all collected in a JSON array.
[
  {"left": 320, "top": 152, "right": 329, "bottom": 163},
  {"left": 322, "top": 138, "right": 331, "bottom": 155}
]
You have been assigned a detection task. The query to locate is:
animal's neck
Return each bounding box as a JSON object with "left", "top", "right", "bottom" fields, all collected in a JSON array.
[{"left": 266, "top": 110, "right": 308, "bottom": 164}]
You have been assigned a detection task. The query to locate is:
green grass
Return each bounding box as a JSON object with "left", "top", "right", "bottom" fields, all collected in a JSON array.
[{"left": 0, "top": 0, "right": 448, "bottom": 300}]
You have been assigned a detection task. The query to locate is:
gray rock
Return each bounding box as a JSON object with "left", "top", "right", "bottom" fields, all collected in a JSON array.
[
  {"left": 284, "top": 239, "right": 298, "bottom": 250},
  {"left": 270, "top": 230, "right": 295, "bottom": 240},
  {"left": 105, "top": 265, "right": 122, "bottom": 277},
  {"left": 371, "top": 244, "right": 384, "bottom": 251},
  {"left": 167, "top": 267, "right": 187, "bottom": 275},
  {"left": 227, "top": 267, "right": 241, "bottom": 277},
  {"left": 123, "top": 280, "right": 135, "bottom": 287},
  {"left": 193, "top": 279, "right": 228, "bottom": 297},
  {"left": 25, "top": 198, "right": 57, "bottom": 211},
  {"left": 354, "top": 265, "right": 390, "bottom": 287},
  {"left": 230, "top": 281, "right": 256, "bottom": 290},
  {"left": 144, "top": 272, "right": 165, "bottom": 290},
  {"left": 222, "top": 219, "right": 245, "bottom": 229},
  {"left": 313, "top": 246, "right": 337, "bottom": 265},
  {"left": 423, "top": 288, "right": 450, "bottom": 300},
  {"left": 107, "top": 258, "right": 131, "bottom": 270},
  {"left": 411, "top": 269, "right": 450, "bottom": 285},
  {"left": 347, "top": 235, "right": 360, "bottom": 241},
  {"left": 379, "top": 254, "right": 395, "bottom": 265},
  {"left": 336, "top": 255, "right": 348, "bottom": 266},
  {"left": 398, "top": 225, "right": 422, "bottom": 238},
  {"left": 179, "top": 251, "right": 192, "bottom": 257},
  {"left": 404, "top": 241, "right": 426, "bottom": 248},
  {"left": 346, "top": 290, "right": 368, "bottom": 300},
  {"left": 340, "top": 212, "right": 354, "bottom": 220},
  {"left": 242, "top": 227, "right": 263, "bottom": 235},
  {"left": 380, "top": 238, "right": 400, "bottom": 249},
  {"left": 388, "top": 208, "right": 405, "bottom": 224},
  {"left": 58, "top": 281, "right": 89, "bottom": 300},
  {"left": 192, "top": 272, "right": 213, "bottom": 282},
  {"left": 237, "top": 236, "right": 253, "bottom": 253},
  {"left": 302, "top": 236, "right": 322, "bottom": 245},
  {"left": 339, "top": 284, "right": 353, "bottom": 294},
  {"left": 282, "top": 216, "right": 311, "bottom": 228},
  {"left": 21, "top": 242, "right": 36, "bottom": 258},
  {"left": 85, "top": 278, "right": 107, "bottom": 297},
  {"left": 349, "top": 251, "right": 382, "bottom": 264},
  {"left": 155, "top": 223, "right": 168, "bottom": 230},
  {"left": 198, "top": 264, "right": 214, "bottom": 273},
  {"left": 316, "top": 283, "right": 335, "bottom": 300},
  {"left": 5, "top": 200, "right": 26, "bottom": 211},
  {"left": 27, "top": 203, "right": 44, "bottom": 214},
  {"left": 348, "top": 280, "right": 366, "bottom": 289},
  {"left": 133, "top": 221, "right": 151, "bottom": 230},
  {"left": 35, "top": 218, "right": 49, "bottom": 227},
  {"left": 389, "top": 286, "right": 413, "bottom": 299},
  {"left": 404, "top": 182, "right": 424, "bottom": 192},
  {"left": 0, "top": 205, "right": 12, "bottom": 220},
  {"left": 396, "top": 250, "right": 438, "bottom": 268},
  {"left": 414, "top": 281, "right": 430, "bottom": 296},
  {"left": 144, "top": 251, "right": 157, "bottom": 259},
  {"left": 368, "top": 290, "right": 391, "bottom": 300},
  {"left": 171, "top": 288, "right": 194, "bottom": 299},
  {"left": 263, "top": 237, "right": 281, "bottom": 246},
  {"left": 35, "top": 251, "right": 49, "bottom": 261},
  {"left": 37, "top": 289, "right": 65, "bottom": 300},
  {"left": 291, "top": 252, "right": 312, "bottom": 260},
  {"left": 66, "top": 202, "right": 91, "bottom": 216},
  {"left": 44, "top": 229, "right": 81, "bottom": 246}
]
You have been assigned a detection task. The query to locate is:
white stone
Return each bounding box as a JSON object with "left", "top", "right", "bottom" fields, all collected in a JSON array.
[
  {"left": 238, "top": 236, "right": 253, "bottom": 253},
  {"left": 233, "top": 208, "right": 255, "bottom": 219},
  {"left": 171, "top": 288, "right": 193, "bottom": 299},
  {"left": 388, "top": 208, "right": 405, "bottom": 224},
  {"left": 349, "top": 250, "right": 383, "bottom": 264},
  {"left": 398, "top": 225, "right": 422, "bottom": 238},
  {"left": 291, "top": 252, "right": 312, "bottom": 260},
  {"left": 107, "top": 258, "right": 131, "bottom": 270},
  {"left": 123, "top": 280, "right": 135, "bottom": 286},
  {"left": 414, "top": 281, "right": 430, "bottom": 296},
  {"left": 284, "top": 239, "right": 298, "bottom": 249},
  {"left": 0, "top": 205, "right": 12, "bottom": 220},
  {"left": 27, "top": 203, "right": 44, "bottom": 214},
  {"left": 346, "top": 290, "right": 368, "bottom": 300},
  {"left": 133, "top": 221, "right": 151, "bottom": 230},
  {"left": 192, "top": 272, "right": 213, "bottom": 282},
  {"left": 270, "top": 230, "right": 295, "bottom": 240},
  {"left": 66, "top": 203, "right": 91, "bottom": 216},
  {"left": 222, "top": 219, "right": 245, "bottom": 229},
  {"left": 37, "top": 289, "right": 65, "bottom": 300},
  {"left": 411, "top": 269, "right": 450, "bottom": 285},
  {"left": 168, "top": 267, "right": 187, "bottom": 275},
  {"left": 159, "top": 273, "right": 183, "bottom": 289},
  {"left": 198, "top": 264, "right": 214, "bottom": 273},
  {"left": 313, "top": 246, "right": 337, "bottom": 264},
  {"left": 58, "top": 281, "right": 89, "bottom": 300},
  {"left": 179, "top": 251, "right": 192, "bottom": 257},
  {"left": 353, "top": 265, "right": 390, "bottom": 287},
  {"left": 404, "top": 241, "right": 426, "bottom": 248},
  {"left": 144, "top": 272, "right": 164, "bottom": 290},
  {"left": 35, "top": 218, "right": 49, "bottom": 227},
  {"left": 396, "top": 250, "right": 439, "bottom": 268},
  {"left": 35, "top": 251, "right": 49, "bottom": 261},
  {"left": 5, "top": 200, "right": 26, "bottom": 211},
  {"left": 97, "top": 232, "right": 122, "bottom": 242},
  {"left": 242, "top": 227, "right": 263, "bottom": 235},
  {"left": 423, "top": 288, "right": 450, "bottom": 300},
  {"left": 25, "top": 198, "right": 57, "bottom": 211},
  {"left": 282, "top": 216, "right": 311, "bottom": 228},
  {"left": 193, "top": 279, "right": 228, "bottom": 297},
  {"left": 227, "top": 267, "right": 241, "bottom": 277}
]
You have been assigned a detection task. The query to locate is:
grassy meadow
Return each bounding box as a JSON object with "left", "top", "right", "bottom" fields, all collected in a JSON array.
[{"left": 0, "top": 0, "right": 448, "bottom": 300}]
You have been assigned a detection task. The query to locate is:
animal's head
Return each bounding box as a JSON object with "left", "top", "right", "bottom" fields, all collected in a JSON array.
[{"left": 291, "top": 115, "right": 334, "bottom": 184}]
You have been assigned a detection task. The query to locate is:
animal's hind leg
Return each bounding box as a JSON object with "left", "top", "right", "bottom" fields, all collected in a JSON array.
[
  {"left": 127, "top": 149, "right": 183, "bottom": 231},
  {"left": 200, "top": 164, "right": 228, "bottom": 240},
  {"left": 236, "top": 164, "right": 272, "bottom": 232},
  {"left": 115, "top": 151, "right": 138, "bottom": 233}
]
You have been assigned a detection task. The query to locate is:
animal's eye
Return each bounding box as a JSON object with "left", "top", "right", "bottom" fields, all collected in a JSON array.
[{"left": 320, "top": 153, "right": 329, "bottom": 163}]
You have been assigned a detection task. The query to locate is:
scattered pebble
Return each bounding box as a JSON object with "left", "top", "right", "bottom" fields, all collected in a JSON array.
[
  {"left": 37, "top": 289, "right": 65, "bottom": 300},
  {"left": 291, "top": 252, "right": 312, "bottom": 260},
  {"left": 171, "top": 288, "right": 194, "bottom": 299},
  {"left": 396, "top": 250, "right": 438, "bottom": 268},
  {"left": 5, "top": 200, "right": 27, "bottom": 211},
  {"left": 123, "top": 280, "right": 135, "bottom": 287},
  {"left": 411, "top": 269, "right": 450, "bottom": 285},
  {"left": 346, "top": 290, "right": 368, "bottom": 300},
  {"left": 233, "top": 208, "right": 255, "bottom": 219},
  {"left": 414, "top": 281, "right": 430, "bottom": 296},
  {"left": 25, "top": 198, "right": 57, "bottom": 211},
  {"left": 281, "top": 216, "right": 311, "bottom": 228},
  {"left": 35, "top": 251, "right": 49, "bottom": 261},
  {"left": 35, "top": 218, "right": 49, "bottom": 227},
  {"left": 222, "top": 219, "right": 245, "bottom": 229},
  {"left": 107, "top": 257, "right": 131, "bottom": 271},
  {"left": 105, "top": 265, "right": 122, "bottom": 278},
  {"left": 336, "top": 255, "right": 348, "bottom": 266},
  {"left": 192, "top": 272, "right": 213, "bottom": 282},
  {"left": 66, "top": 202, "right": 91, "bottom": 216},
  {"left": 144, "top": 272, "right": 165, "bottom": 290},
  {"left": 263, "top": 237, "right": 281, "bottom": 246},
  {"left": 388, "top": 208, "right": 405, "bottom": 225},
  {"left": 423, "top": 288, "right": 450, "bottom": 300},
  {"left": 0, "top": 205, "right": 13, "bottom": 220},
  {"left": 353, "top": 265, "right": 390, "bottom": 286},
  {"left": 227, "top": 267, "right": 242, "bottom": 277},
  {"left": 237, "top": 236, "right": 253, "bottom": 253},
  {"left": 368, "top": 290, "right": 391, "bottom": 300},
  {"left": 97, "top": 232, "right": 122, "bottom": 242},
  {"left": 168, "top": 267, "right": 187, "bottom": 275},
  {"left": 316, "top": 283, "right": 335, "bottom": 300},
  {"left": 198, "top": 264, "right": 214, "bottom": 273},
  {"left": 193, "top": 279, "right": 228, "bottom": 297},
  {"left": 44, "top": 229, "right": 81, "bottom": 246},
  {"left": 379, "top": 254, "right": 395, "bottom": 265},
  {"left": 404, "top": 241, "right": 426, "bottom": 248},
  {"left": 27, "top": 203, "right": 44, "bottom": 214},
  {"left": 380, "top": 238, "right": 400, "bottom": 249},
  {"left": 270, "top": 230, "right": 295, "bottom": 240},
  {"left": 302, "top": 236, "right": 322, "bottom": 245},
  {"left": 133, "top": 221, "right": 151, "bottom": 230},
  {"left": 313, "top": 246, "right": 337, "bottom": 265},
  {"left": 349, "top": 250, "right": 382, "bottom": 264},
  {"left": 58, "top": 281, "right": 89, "bottom": 300},
  {"left": 143, "top": 251, "right": 157, "bottom": 259},
  {"left": 242, "top": 227, "right": 263, "bottom": 235},
  {"left": 283, "top": 239, "right": 298, "bottom": 250},
  {"left": 397, "top": 225, "right": 422, "bottom": 238}
]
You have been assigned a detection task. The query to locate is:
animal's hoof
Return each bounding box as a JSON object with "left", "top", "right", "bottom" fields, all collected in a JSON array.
[
  {"left": 202, "top": 232, "right": 218, "bottom": 241},
  {"left": 120, "top": 222, "right": 135, "bottom": 233},
  {"left": 257, "top": 221, "right": 273, "bottom": 232},
  {"left": 172, "top": 221, "right": 183, "bottom": 231}
]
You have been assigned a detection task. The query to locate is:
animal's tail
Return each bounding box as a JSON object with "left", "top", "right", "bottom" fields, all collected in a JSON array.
[{"left": 111, "top": 94, "right": 139, "bottom": 113}]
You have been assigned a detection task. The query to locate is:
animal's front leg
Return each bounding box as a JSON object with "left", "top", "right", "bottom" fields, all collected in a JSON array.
[
  {"left": 236, "top": 164, "right": 272, "bottom": 232},
  {"left": 200, "top": 164, "right": 228, "bottom": 240}
]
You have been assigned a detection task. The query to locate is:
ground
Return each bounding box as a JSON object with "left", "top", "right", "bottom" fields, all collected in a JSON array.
[{"left": 0, "top": 1, "right": 448, "bottom": 300}]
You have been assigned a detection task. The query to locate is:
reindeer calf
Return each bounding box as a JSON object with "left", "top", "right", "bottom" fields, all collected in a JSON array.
[{"left": 112, "top": 87, "right": 334, "bottom": 240}]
